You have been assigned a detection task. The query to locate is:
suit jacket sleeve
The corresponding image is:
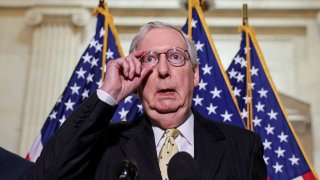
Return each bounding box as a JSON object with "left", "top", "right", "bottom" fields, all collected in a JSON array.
[
  {"left": 250, "top": 133, "right": 267, "bottom": 180},
  {"left": 32, "top": 93, "right": 118, "bottom": 180}
]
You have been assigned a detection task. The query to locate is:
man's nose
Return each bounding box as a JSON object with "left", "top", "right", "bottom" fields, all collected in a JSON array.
[{"left": 157, "top": 54, "right": 170, "bottom": 78}]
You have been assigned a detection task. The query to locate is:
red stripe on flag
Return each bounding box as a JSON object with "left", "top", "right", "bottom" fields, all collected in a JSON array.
[
  {"left": 26, "top": 153, "right": 30, "bottom": 160},
  {"left": 302, "top": 171, "right": 317, "bottom": 180}
]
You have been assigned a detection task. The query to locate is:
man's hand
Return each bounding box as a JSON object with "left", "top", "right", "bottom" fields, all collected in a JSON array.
[{"left": 101, "top": 50, "right": 153, "bottom": 103}]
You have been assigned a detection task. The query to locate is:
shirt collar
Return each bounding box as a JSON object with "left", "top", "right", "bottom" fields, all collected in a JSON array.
[{"left": 152, "top": 113, "right": 194, "bottom": 147}]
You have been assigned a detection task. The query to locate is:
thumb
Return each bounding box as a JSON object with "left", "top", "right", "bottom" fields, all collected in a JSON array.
[{"left": 137, "top": 65, "right": 153, "bottom": 84}]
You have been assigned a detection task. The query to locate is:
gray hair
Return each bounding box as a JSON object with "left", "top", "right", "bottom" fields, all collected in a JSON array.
[{"left": 129, "top": 21, "right": 198, "bottom": 67}]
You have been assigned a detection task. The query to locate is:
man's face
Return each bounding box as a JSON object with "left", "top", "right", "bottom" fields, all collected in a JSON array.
[{"left": 137, "top": 27, "right": 199, "bottom": 129}]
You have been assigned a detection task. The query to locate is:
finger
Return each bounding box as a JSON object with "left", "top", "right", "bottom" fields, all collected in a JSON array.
[
  {"left": 126, "top": 56, "right": 136, "bottom": 79},
  {"left": 118, "top": 58, "right": 130, "bottom": 77},
  {"left": 128, "top": 50, "right": 144, "bottom": 78},
  {"left": 131, "top": 56, "right": 142, "bottom": 76},
  {"left": 130, "top": 50, "right": 144, "bottom": 58}
]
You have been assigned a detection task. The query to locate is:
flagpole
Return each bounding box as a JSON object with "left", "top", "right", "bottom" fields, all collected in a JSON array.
[
  {"left": 242, "top": 3, "right": 248, "bottom": 26},
  {"left": 243, "top": 4, "right": 253, "bottom": 131},
  {"left": 100, "top": 0, "right": 108, "bottom": 81}
]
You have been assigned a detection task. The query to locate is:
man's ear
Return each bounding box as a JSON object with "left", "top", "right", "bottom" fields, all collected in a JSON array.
[{"left": 193, "top": 65, "right": 199, "bottom": 87}]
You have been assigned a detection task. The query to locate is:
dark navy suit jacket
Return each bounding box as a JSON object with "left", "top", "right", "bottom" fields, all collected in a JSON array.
[{"left": 32, "top": 93, "right": 266, "bottom": 179}]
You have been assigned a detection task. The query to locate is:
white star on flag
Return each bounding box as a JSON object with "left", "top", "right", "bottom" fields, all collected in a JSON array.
[
  {"left": 99, "top": 27, "right": 105, "bottom": 38},
  {"left": 277, "top": 131, "right": 288, "bottom": 143},
  {"left": 195, "top": 40, "right": 204, "bottom": 51},
  {"left": 289, "top": 154, "right": 300, "bottom": 166},
  {"left": 210, "top": 87, "right": 222, "bottom": 99},
  {"left": 257, "top": 88, "right": 268, "bottom": 98},
  {"left": 273, "top": 162, "right": 283, "bottom": 174},
  {"left": 251, "top": 66, "right": 259, "bottom": 76},
  {"left": 82, "top": 52, "right": 92, "bottom": 64},
  {"left": 75, "top": 68, "right": 86, "bottom": 79},
  {"left": 252, "top": 116, "right": 262, "bottom": 127},
  {"left": 240, "top": 108, "right": 248, "bottom": 119},
  {"left": 275, "top": 146, "right": 285, "bottom": 158},
  {"left": 263, "top": 155, "right": 270, "bottom": 165},
  {"left": 193, "top": 95, "right": 203, "bottom": 106},
  {"left": 220, "top": 110, "right": 232, "bottom": 122},
  {"left": 94, "top": 43, "right": 102, "bottom": 53},
  {"left": 118, "top": 108, "right": 129, "bottom": 120},
  {"left": 233, "top": 55, "right": 243, "bottom": 64},
  {"left": 124, "top": 95, "right": 133, "bottom": 104},
  {"left": 233, "top": 87, "right": 241, "bottom": 97},
  {"left": 59, "top": 115, "right": 66, "bottom": 126},
  {"left": 191, "top": 19, "right": 198, "bottom": 28},
  {"left": 202, "top": 64, "right": 212, "bottom": 75},
  {"left": 91, "top": 57, "right": 99, "bottom": 68},
  {"left": 82, "top": 89, "right": 90, "bottom": 99},
  {"left": 64, "top": 99, "right": 75, "bottom": 111},
  {"left": 206, "top": 103, "right": 217, "bottom": 115},
  {"left": 267, "top": 109, "right": 278, "bottom": 120},
  {"left": 106, "top": 48, "right": 114, "bottom": 59},
  {"left": 236, "top": 73, "right": 245, "bottom": 82},
  {"left": 265, "top": 123, "right": 275, "bottom": 135},
  {"left": 70, "top": 83, "right": 80, "bottom": 95},
  {"left": 89, "top": 39, "right": 97, "bottom": 48},
  {"left": 49, "top": 111, "right": 57, "bottom": 120},
  {"left": 228, "top": 68, "right": 238, "bottom": 79},
  {"left": 255, "top": 101, "right": 265, "bottom": 112},
  {"left": 263, "top": 139, "right": 272, "bottom": 150},
  {"left": 198, "top": 79, "right": 207, "bottom": 90},
  {"left": 86, "top": 73, "right": 94, "bottom": 83}
]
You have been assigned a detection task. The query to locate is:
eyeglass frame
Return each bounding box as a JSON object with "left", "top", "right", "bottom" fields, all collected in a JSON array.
[{"left": 139, "top": 47, "right": 191, "bottom": 68}]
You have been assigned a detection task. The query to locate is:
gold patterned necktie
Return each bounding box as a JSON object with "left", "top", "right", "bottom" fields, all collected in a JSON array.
[{"left": 158, "top": 129, "right": 180, "bottom": 180}]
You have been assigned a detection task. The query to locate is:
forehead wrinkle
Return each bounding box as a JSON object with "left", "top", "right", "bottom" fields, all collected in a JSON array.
[{"left": 137, "top": 28, "right": 187, "bottom": 52}]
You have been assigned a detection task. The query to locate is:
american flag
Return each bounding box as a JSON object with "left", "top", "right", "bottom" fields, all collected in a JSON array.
[
  {"left": 227, "top": 25, "right": 317, "bottom": 179},
  {"left": 26, "top": 5, "right": 139, "bottom": 161},
  {"left": 181, "top": 1, "right": 244, "bottom": 128}
]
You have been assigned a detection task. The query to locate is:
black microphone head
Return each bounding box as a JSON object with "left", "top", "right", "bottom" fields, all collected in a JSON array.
[
  {"left": 116, "top": 159, "right": 138, "bottom": 180},
  {"left": 167, "top": 152, "right": 200, "bottom": 180}
]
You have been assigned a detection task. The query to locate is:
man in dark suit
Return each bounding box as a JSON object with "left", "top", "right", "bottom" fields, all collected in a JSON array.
[{"left": 33, "top": 21, "right": 266, "bottom": 180}]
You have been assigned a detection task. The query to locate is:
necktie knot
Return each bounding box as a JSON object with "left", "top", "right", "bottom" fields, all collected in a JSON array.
[{"left": 165, "top": 129, "right": 180, "bottom": 139}]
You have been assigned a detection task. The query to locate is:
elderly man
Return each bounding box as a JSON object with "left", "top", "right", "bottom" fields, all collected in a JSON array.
[{"left": 33, "top": 21, "right": 266, "bottom": 180}]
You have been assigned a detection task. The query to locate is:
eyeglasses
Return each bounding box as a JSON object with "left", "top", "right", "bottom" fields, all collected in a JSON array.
[{"left": 140, "top": 47, "right": 190, "bottom": 68}]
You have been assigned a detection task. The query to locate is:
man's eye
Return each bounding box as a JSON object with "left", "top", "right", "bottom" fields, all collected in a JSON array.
[
  {"left": 143, "top": 56, "right": 156, "bottom": 63},
  {"left": 170, "top": 53, "right": 184, "bottom": 61}
]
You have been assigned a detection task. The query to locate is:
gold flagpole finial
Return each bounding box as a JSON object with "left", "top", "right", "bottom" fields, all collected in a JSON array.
[
  {"left": 199, "top": 0, "right": 210, "bottom": 11},
  {"left": 242, "top": 3, "right": 248, "bottom": 26},
  {"left": 99, "top": 0, "right": 105, "bottom": 9}
]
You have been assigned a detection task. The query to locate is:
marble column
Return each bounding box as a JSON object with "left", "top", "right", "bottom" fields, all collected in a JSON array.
[{"left": 19, "top": 7, "right": 91, "bottom": 155}]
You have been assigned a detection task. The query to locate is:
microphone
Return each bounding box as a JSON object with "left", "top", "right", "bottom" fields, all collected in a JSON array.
[
  {"left": 116, "top": 159, "right": 138, "bottom": 180},
  {"left": 167, "top": 152, "right": 200, "bottom": 180}
]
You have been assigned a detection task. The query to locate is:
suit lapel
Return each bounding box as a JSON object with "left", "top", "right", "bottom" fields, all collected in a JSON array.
[
  {"left": 120, "top": 116, "right": 162, "bottom": 180},
  {"left": 194, "top": 112, "right": 226, "bottom": 180}
]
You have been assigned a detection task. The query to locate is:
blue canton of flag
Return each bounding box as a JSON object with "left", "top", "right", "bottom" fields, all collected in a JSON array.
[
  {"left": 27, "top": 6, "right": 140, "bottom": 161},
  {"left": 181, "top": 2, "right": 244, "bottom": 128},
  {"left": 227, "top": 26, "right": 317, "bottom": 179},
  {"left": 111, "top": 93, "right": 142, "bottom": 122}
]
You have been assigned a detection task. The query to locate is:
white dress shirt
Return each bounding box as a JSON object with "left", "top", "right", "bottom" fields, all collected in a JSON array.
[
  {"left": 152, "top": 114, "right": 194, "bottom": 157},
  {"left": 96, "top": 89, "right": 195, "bottom": 157}
]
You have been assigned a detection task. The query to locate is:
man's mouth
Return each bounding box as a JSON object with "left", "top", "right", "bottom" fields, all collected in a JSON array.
[{"left": 157, "top": 89, "right": 176, "bottom": 95}]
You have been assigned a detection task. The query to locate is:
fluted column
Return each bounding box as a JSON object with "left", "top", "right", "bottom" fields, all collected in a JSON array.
[{"left": 19, "top": 7, "right": 91, "bottom": 155}]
